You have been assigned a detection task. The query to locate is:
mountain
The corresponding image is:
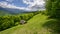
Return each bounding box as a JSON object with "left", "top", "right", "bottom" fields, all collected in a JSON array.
[
  {"left": 0, "top": 10, "right": 11, "bottom": 16},
  {"left": 0, "top": 7, "right": 31, "bottom": 14}
]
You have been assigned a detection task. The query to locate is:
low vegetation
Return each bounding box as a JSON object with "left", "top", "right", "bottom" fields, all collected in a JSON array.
[
  {"left": 0, "top": 13, "right": 50, "bottom": 34},
  {"left": 0, "top": 11, "right": 42, "bottom": 31}
]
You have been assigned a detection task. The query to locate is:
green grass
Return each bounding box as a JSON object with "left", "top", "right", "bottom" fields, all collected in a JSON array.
[{"left": 0, "top": 14, "right": 52, "bottom": 34}]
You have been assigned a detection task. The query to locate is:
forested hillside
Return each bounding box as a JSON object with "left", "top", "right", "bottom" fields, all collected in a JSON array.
[{"left": 0, "top": 10, "right": 10, "bottom": 16}]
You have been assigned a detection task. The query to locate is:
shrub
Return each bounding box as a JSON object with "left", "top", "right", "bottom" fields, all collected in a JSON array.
[{"left": 0, "top": 13, "right": 34, "bottom": 31}]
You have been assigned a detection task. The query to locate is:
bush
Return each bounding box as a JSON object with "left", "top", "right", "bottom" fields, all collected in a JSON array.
[
  {"left": 46, "top": 0, "right": 60, "bottom": 19},
  {"left": 0, "top": 11, "right": 41, "bottom": 31},
  {"left": 0, "top": 13, "right": 34, "bottom": 31}
]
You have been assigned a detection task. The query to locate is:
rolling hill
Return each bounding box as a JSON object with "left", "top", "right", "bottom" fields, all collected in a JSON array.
[
  {"left": 0, "top": 7, "right": 36, "bottom": 14},
  {"left": 0, "top": 10, "right": 11, "bottom": 16},
  {"left": 0, "top": 13, "right": 52, "bottom": 34}
]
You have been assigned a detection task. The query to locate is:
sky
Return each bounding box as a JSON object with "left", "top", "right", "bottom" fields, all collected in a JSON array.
[{"left": 0, "top": 0, "right": 45, "bottom": 11}]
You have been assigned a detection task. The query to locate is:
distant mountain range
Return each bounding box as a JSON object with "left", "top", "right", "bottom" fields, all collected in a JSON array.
[
  {"left": 0, "top": 6, "right": 45, "bottom": 15},
  {"left": 0, "top": 7, "right": 30, "bottom": 14}
]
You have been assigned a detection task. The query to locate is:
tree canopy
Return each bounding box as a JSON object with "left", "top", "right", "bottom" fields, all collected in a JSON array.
[{"left": 46, "top": 0, "right": 60, "bottom": 19}]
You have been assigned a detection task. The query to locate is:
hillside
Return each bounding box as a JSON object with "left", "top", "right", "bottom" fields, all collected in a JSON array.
[
  {"left": 0, "top": 13, "right": 54, "bottom": 34},
  {"left": 0, "top": 10, "right": 11, "bottom": 16}
]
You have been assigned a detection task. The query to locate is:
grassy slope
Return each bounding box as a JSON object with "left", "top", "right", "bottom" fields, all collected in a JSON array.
[{"left": 0, "top": 14, "right": 51, "bottom": 34}]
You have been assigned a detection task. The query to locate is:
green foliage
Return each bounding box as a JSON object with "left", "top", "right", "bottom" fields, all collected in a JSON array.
[
  {"left": 0, "top": 13, "right": 34, "bottom": 31},
  {"left": 0, "top": 13, "right": 49, "bottom": 34},
  {"left": 0, "top": 11, "right": 42, "bottom": 31},
  {"left": 0, "top": 10, "right": 42, "bottom": 31},
  {"left": 46, "top": 0, "right": 60, "bottom": 19},
  {"left": 46, "top": 0, "right": 60, "bottom": 34}
]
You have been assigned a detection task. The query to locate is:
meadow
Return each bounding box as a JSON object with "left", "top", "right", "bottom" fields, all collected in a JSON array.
[{"left": 0, "top": 11, "right": 60, "bottom": 34}]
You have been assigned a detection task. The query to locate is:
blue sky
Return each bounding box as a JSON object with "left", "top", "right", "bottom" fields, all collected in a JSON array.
[{"left": 0, "top": 0, "right": 45, "bottom": 11}]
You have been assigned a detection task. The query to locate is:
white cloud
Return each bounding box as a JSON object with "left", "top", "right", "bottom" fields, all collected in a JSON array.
[
  {"left": 23, "top": 0, "right": 45, "bottom": 5},
  {"left": 0, "top": 1, "right": 33, "bottom": 11},
  {"left": 23, "top": 0, "right": 45, "bottom": 10},
  {"left": 0, "top": 2, "right": 22, "bottom": 9},
  {"left": 0, "top": 0, "right": 45, "bottom": 11},
  {"left": 23, "top": 0, "right": 33, "bottom": 4}
]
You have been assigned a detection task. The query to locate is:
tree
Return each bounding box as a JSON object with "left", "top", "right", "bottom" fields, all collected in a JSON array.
[{"left": 46, "top": 0, "right": 60, "bottom": 19}]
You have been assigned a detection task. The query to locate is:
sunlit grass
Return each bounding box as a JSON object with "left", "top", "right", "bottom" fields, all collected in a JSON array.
[{"left": 0, "top": 13, "right": 51, "bottom": 34}]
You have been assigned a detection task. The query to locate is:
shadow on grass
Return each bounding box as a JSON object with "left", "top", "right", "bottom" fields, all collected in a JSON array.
[{"left": 42, "top": 19, "right": 60, "bottom": 34}]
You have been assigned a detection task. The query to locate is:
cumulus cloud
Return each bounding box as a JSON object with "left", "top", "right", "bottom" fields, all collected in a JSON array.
[
  {"left": 23, "top": 0, "right": 33, "bottom": 4},
  {"left": 0, "top": 1, "right": 31, "bottom": 11},
  {"left": 23, "top": 0, "right": 45, "bottom": 5},
  {"left": 0, "top": 0, "right": 45, "bottom": 11},
  {"left": 23, "top": 0, "right": 45, "bottom": 10}
]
